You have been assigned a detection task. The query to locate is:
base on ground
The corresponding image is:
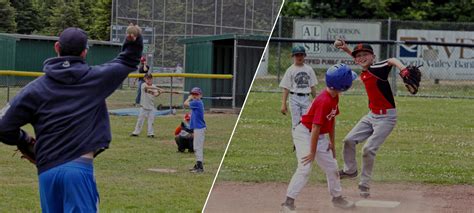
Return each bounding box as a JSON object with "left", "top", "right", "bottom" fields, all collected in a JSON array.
[{"left": 147, "top": 168, "right": 177, "bottom": 173}]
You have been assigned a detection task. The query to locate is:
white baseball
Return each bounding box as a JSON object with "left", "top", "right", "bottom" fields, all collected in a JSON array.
[{"left": 334, "top": 39, "right": 343, "bottom": 48}]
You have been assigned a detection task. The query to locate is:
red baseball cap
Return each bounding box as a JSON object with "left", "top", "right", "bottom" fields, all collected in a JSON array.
[
  {"left": 190, "top": 87, "right": 202, "bottom": 95},
  {"left": 351, "top": 43, "right": 373, "bottom": 57},
  {"left": 184, "top": 113, "right": 191, "bottom": 121},
  {"left": 140, "top": 56, "right": 146, "bottom": 63}
]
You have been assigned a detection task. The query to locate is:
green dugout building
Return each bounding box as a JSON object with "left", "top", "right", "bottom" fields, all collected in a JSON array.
[{"left": 180, "top": 34, "right": 267, "bottom": 109}]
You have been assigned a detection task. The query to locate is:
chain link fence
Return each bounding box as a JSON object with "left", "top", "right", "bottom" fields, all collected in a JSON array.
[
  {"left": 254, "top": 17, "right": 474, "bottom": 99},
  {"left": 0, "top": 74, "right": 196, "bottom": 110},
  {"left": 112, "top": 0, "right": 283, "bottom": 68}
]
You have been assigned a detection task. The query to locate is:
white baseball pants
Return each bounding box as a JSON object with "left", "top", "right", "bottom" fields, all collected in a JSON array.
[
  {"left": 286, "top": 124, "right": 342, "bottom": 199},
  {"left": 132, "top": 108, "right": 156, "bottom": 136}
]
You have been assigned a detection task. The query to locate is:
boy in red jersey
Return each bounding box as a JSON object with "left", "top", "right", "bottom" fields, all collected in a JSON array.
[
  {"left": 281, "top": 64, "right": 357, "bottom": 212},
  {"left": 336, "top": 40, "right": 407, "bottom": 198}
]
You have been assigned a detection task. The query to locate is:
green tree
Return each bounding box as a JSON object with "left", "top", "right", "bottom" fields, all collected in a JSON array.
[
  {"left": 281, "top": 1, "right": 312, "bottom": 17},
  {"left": 36, "top": 0, "right": 62, "bottom": 35},
  {"left": 43, "top": 0, "right": 84, "bottom": 36},
  {"left": 10, "top": 0, "right": 41, "bottom": 34},
  {"left": 0, "top": 0, "right": 17, "bottom": 33},
  {"left": 78, "top": 0, "right": 95, "bottom": 32},
  {"left": 301, "top": 0, "right": 474, "bottom": 22},
  {"left": 89, "top": 0, "right": 112, "bottom": 40}
]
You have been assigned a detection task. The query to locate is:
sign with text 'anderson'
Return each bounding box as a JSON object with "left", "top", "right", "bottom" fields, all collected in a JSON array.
[
  {"left": 293, "top": 20, "right": 381, "bottom": 69},
  {"left": 397, "top": 29, "right": 474, "bottom": 80}
]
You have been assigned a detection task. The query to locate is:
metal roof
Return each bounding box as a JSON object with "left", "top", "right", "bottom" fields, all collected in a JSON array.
[
  {"left": 0, "top": 33, "right": 121, "bottom": 46},
  {"left": 178, "top": 34, "right": 269, "bottom": 44}
]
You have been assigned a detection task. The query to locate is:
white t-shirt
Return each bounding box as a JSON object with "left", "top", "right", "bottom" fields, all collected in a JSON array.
[
  {"left": 140, "top": 83, "right": 156, "bottom": 110},
  {"left": 279, "top": 64, "right": 317, "bottom": 94}
]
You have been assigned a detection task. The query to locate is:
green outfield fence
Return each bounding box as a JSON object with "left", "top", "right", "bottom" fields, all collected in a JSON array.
[
  {"left": 255, "top": 17, "right": 474, "bottom": 99},
  {"left": 0, "top": 71, "right": 233, "bottom": 111}
]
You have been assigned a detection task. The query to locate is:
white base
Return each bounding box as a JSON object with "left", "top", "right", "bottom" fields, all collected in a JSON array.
[
  {"left": 147, "top": 168, "right": 177, "bottom": 173},
  {"left": 355, "top": 200, "right": 401, "bottom": 208}
]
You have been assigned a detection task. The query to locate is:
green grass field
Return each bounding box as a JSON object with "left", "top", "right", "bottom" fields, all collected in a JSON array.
[
  {"left": 0, "top": 113, "right": 237, "bottom": 212},
  {"left": 217, "top": 92, "right": 474, "bottom": 185}
]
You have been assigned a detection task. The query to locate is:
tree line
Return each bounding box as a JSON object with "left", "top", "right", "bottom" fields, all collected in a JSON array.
[
  {"left": 282, "top": 0, "right": 473, "bottom": 22},
  {"left": 0, "top": 0, "right": 111, "bottom": 40}
]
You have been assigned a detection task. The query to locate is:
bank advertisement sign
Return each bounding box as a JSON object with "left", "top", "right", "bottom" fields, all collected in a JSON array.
[
  {"left": 293, "top": 20, "right": 381, "bottom": 69},
  {"left": 397, "top": 29, "right": 474, "bottom": 80}
]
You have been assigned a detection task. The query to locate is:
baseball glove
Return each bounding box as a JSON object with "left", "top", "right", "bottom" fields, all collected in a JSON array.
[
  {"left": 399, "top": 65, "right": 422, "bottom": 95},
  {"left": 15, "top": 136, "right": 36, "bottom": 164}
]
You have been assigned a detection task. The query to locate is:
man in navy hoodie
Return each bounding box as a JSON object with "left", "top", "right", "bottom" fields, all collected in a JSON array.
[{"left": 0, "top": 26, "right": 143, "bottom": 212}]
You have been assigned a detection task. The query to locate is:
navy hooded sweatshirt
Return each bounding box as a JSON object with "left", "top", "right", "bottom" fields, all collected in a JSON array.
[{"left": 0, "top": 36, "right": 143, "bottom": 174}]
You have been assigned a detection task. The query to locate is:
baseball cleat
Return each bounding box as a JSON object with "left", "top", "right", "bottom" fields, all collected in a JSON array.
[
  {"left": 189, "top": 168, "right": 204, "bottom": 173},
  {"left": 280, "top": 203, "right": 296, "bottom": 213},
  {"left": 358, "top": 185, "right": 370, "bottom": 198},
  {"left": 130, "top": 133, "right": 138, "bottom": 137},
  {"left": 332, "top": 196, "right": 355, "bottom": 209},
  {"left": 147, "top": 135, "right": 154, "bottom": 138},
  {"left": 339, "top": 170, "right": 358, "bottom": 179},
  {"left": 189, "top": 163, "right": 204, "bottom": 173}
]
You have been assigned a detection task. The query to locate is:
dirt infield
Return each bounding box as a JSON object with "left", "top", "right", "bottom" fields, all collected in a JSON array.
[{"left": 205, "top": 181, "right": 474, "bottom": 213}]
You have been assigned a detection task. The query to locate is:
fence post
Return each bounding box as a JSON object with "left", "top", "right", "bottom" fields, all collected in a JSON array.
[
  {"left": 390, "top": 43, "right": 398, "bottom": 96},
  {"left": 277, "top": 17, "right": 282, "bottom": 83},
  {"left": 170, "top": 76, "right": 173, "bottom": 112},
  {"left": 6, "top": 75, "right": 10, "bottom": 103},
  {"left": 232, "top": 39, "right": 238, "bottom": 109}
]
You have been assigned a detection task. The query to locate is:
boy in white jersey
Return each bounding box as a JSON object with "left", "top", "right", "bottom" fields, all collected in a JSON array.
[
  {"left": 280, "top": 46, "right": 318, "bottom": 130},
  {"left": 131, "top": 73, "right": 163, "bottom": 138}
]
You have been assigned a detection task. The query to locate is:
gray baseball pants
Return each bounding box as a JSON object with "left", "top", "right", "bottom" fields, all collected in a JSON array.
[
  {"left": 342, "top": 109, "right": 397, "bottom": 188},
  {"left": 289, "top": 94, "right": 311, "bottom": 129},
  {"left": 193, "top": 128, "right": 206, "bottom": 162}
]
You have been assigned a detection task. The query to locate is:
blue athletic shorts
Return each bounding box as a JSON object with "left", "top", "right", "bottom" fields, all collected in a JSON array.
[{"left": 39, "top": 157, "right": 99, "bottom": 213}]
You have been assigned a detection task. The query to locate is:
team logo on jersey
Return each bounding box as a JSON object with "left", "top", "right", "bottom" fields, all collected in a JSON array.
[
  {"left": 294, "top": 72, "right": 310, "bottom": 88},
  {"left": 62, "top": 61, "right": 71, "bottom": 68},
  {"left": 326, "top": 105, "right": 338, "bottom": 121}
]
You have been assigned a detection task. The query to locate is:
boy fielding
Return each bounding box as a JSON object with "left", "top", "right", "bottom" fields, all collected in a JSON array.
[{"left": 336, "top": 40, "right": 408, "bottom": 198}]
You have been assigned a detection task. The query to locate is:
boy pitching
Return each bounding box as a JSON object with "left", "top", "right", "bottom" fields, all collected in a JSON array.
[
  {"left": 336, "top": 40, "right": 407, "bottom": 198},
  {"left": 131, "top": 73, "right": 163, "bottom": 138},
  {"left": 281, "top": 64, "right": 357, "bottom": 212},
  {"left": 0, "top": 26, "right": 143, "bottom": 212},
  {"left": 184, "top": 87, "right": 206, "bottom": 173},
  {"left": 280, "top": 46, "right": 318, "bottom": 129}
]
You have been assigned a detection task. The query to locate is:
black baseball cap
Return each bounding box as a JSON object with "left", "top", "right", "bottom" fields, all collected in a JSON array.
[
  {"left": 58, "top": 27, "right": 88, "bottom": 54},
  {"left": 351, "top": 43, "right": 373, "bottom": 57}
]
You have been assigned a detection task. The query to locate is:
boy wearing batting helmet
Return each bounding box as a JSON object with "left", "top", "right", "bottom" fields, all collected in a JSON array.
[
  {"left": 281, "top": 64, "right": 357, "bottom": 212},
  {"left": 280, "top": 46, "right": 318, "bottom": 130},
  {"left": 184, "top": 87, "right": 206, "bottom": 173},
  {"left": 0, "top": 25, "right": 143, "bottom": 212},
  {"left": 335, "top": 40, "right": 407, "bottom": 198}
]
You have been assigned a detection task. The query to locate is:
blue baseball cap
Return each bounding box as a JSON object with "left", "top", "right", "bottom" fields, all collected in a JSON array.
[
  {"left": 190, "top": 87, "right": 202, "bottom": 95},
  {"left": 58, "top": 27, "right": 88, "bottom": 54}
]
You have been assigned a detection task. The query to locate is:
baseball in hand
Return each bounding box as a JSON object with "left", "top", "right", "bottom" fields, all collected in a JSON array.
[
  {"left": 126, "top": 23, "right": 141, "bottom": 41},
  {"left": 334, "top": 39, "right": 344, "bottom": 48}
]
